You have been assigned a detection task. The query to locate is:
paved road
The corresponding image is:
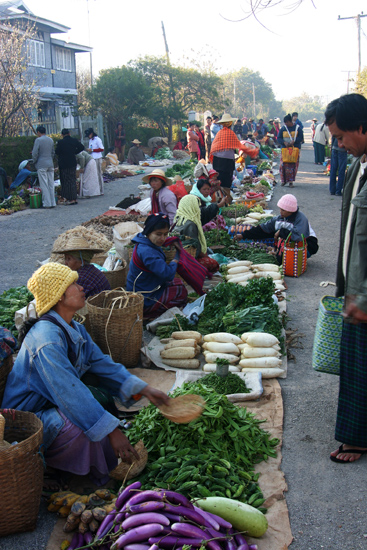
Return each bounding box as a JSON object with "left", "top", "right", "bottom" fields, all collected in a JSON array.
[{"left": 1, "top": 137, "right": 367, "bottom": 550}]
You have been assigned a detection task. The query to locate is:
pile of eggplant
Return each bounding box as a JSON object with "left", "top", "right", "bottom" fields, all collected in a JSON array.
[{"left": 66, "top": 482, "right": 258, "bottom": 550}]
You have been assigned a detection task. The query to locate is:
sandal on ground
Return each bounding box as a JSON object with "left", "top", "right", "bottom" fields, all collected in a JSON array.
[{"left": 330, "top": 444, "right": 367, "bottom": 464}]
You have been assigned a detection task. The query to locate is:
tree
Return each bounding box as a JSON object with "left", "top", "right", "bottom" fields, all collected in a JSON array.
[
  {"left": 282, "top": 92, "right": 326, "bottom": 121},
  {"left": 130, "top": 56, "right": 225, "bottom": 141},
  {"left": 0, "top": 22, "right": 38, "bottom": 137},
  {"left": 354, "top": 67, "right": 367, "bottom": 98},
  {"left": 76, "top": 65, "right": 93, "bottom": 117},
  {"left": 222, "top": 68, "right": 275, "bottom": 118},
  {"left": 89, "top": 65, "right": 153, "bottom": 139}
]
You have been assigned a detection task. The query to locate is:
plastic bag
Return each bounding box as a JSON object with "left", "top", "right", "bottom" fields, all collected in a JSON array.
[
  {"left": 168, "top": 181, "right": 187, "bottom": 203},
  {"left": 182, "top": 295, "right": 206, "bottom": 324},
  {"left": 113, "top": 221, "right": 144, "bottom": 261},
  {"left": 15, "top": 299, "right": 37, "bottom": 330},
  {"left": 208, "top": 253, "right": 230, "bottom": 265},
  {"left": 126, "top": 197, "right": 151, "bottom": 215}
]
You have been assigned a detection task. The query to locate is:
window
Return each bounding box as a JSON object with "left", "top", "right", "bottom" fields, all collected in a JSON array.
[
  {"left": 28, "top": 39, "right": 45, "bottom": 67},
  {"left": 55, "top": 47, "right": 72, "bottom": 72}
]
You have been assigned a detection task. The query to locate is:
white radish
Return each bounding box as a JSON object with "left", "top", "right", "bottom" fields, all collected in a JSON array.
[
  {"left": 242, "top": 332, "right": 279, "bottom": 347},
  {"left": 164, "top": 339, "right": 197, "bottom": 350},
  {"left": 203, "top": 364, "right": 241, "bottom": 373},
  {"left": 241, "top": 345, "right": 280, "bottom": 358},
  {"left": 274, "top": 283, "right": 286, "bottom": 291},
  {"left": 204, "top": 352, "right": 240, "bottom": 364},
  {"left": 273, "top": 344, "right": 281, "bottom": 351},
  {"left": 227, "top": 261, "right": 253, "bottom": 268},
  {"left": 171, "top": 331, "right": 202, "bottom": 342},
  {"left": 161, "top": 347, "right": 196, "bottom": 359},
  {"left": 162, "top": 359, "right": 200, "bottom": 369},
  {"left": 246, "top": 212, "right": 262, "bottom": 220},
  {"left": 252, "top": 264, "right": 280, "bottom": 272},
  {"left": 226, "top": 272, "right": 254, "bottom": 283},
  {"left": 205, "top": 342, "right": 240, "bottom": 355},
  {"left": 239, "top": 357, "right": 282, "bottom": 368},
  {"left": 227, "top": 266, "right": 250, "bottom": 274},
  {"left": 203, "top": 333, "right": 242, "bottom": 345},
  {"left": 241, "top": 367, "right": 285, "bottom": 378}
]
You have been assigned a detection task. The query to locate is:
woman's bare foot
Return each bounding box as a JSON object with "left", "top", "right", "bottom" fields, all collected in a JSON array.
[{"left": 330, "top": 444, "right": 367, "bottom": 463}]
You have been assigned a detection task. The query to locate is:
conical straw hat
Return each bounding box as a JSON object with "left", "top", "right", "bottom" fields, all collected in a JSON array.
[{"left": 52, "top": 235, "right": 104, "bottom": 254}]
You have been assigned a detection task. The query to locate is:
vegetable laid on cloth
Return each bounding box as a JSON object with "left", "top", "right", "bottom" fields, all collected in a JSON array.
[{"left": 197, "top": 372, "right": 250, "bottom": 395}]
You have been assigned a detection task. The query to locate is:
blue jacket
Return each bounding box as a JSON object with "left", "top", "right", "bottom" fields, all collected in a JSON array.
[
  {"left": 126, "top": 233, "right": 178, "bottom": 308},
  {"left": 2, "top": 311, "right": 147, "bottom": 449}
]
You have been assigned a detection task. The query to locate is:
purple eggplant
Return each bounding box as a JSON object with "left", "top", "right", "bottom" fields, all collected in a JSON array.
[
  {"left": 206, "top": 540, "right": 223, "bottom": 550},
  {"left": 224, "top": 538, "right": 237, "bottom": 550},
  {"left": 148, "top": 536, "right": 203, "bottom": 549},
  {"left": 163, "top": 511, "right": 181, "bottom": 523},
  {"left": 115, "top": 511, "right": 125, "bottom": 524},
  {"left": 96, "top": 510, "right": 117, "bottom": 539},
  {"left": 158, "top": 489, "right": 194, "bottom": 509},
  {"left": 205, "top": 527, "right": 227, "bottom": 541},
  {"left": 248, "top": 546, "right": 258, "bottom": 550},
  {"left": 237, "top": 544, "right": 249, "bottom": 550},
  {"left": 235, "top": 533, "right": 249, "bottom": 548},
  {"left": 163, "top": 504, "right": 210, "bottom": 527},
  {"left": 196, "top": 508, "right": 232, "bottom": 530},
  {"left": 115, "top": 481, "right": 142, "bottom": 510},
  {"left": 128, "top": 501, "right": 166, "bottom": 515},
  {"left": 122, "top": 513, "right": 170, "bottom": 530},
  {"left": 125, "top": 546, "right": 150, "bottom": 550},
  {"left": 67, "top": 533, "right": 84, "bottom": 550},
  {"left": 193, "top": 507, "right": 220, "bottom": 531},
  {"left": 113, "top": 524, "right": 121, "bottom": 534},
  {"left": 127, "top": 490, "right": 164, "bottom": 508},
  {"left": 111, "top": 523, "right": 164, "bottom": 550},
  {"left": 171, "top": 522, "right": 207, "bottom": 539},
  {"left": 83, "top": 532, "right": 94, "bottom": 545}
]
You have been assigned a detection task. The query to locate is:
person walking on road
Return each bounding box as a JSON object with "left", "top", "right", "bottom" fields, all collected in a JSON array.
[
  {"left": 55, "top": 129, "right": 84, "bottom": 206},
  {"left": 313, "top": 122, "right": 330, "bottom": 165},
  {"left": 32, "top": 126, "right": 55, "bottom": 208},
  {"left": 277, "top": 114, "right": 304, "bottom": 188},
  {"left": 329, "top": 135, "right": 348, "bottom": 196},
  {"left": 324, "top": 93, "right": 367, "bottom": 464}
]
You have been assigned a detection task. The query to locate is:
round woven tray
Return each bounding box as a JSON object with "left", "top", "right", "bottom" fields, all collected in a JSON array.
[
  {"left": 104, "top": 260, "right": 128, "bottom": 289},
  {"left": 159, "top": 394, "right": 205, "bottom": 424},
  {"left": 0, "top": 355, "right": 13, "bottom": 406},
  {"left": 0, "top": 409, "right": 43, "bottom": 536},
  {"left": 86, "top": 289, "right": 144, "bottom": 367},
  {"left": 109, "top": 440, "right": 148, "bottom": 481}
]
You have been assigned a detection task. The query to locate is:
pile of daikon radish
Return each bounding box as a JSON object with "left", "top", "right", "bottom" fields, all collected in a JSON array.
[
  {"left": 201, "top": 332, "right": 242, "bottom": 372},
  {"left": 225, "top": 260, "right": 286, "bottom": 292},
  {"left": 239, "top": 332, "right": 285, "bottom": 378},
  {"left": 160, "top": 330, "right": 202, "bottom": 369},
  {"left": 231, "top": 212, "right": 272, "bottom": 226}
]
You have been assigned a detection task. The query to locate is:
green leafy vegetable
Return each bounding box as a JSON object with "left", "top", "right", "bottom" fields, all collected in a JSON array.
[
  {"left": 0, "top": 286, "right": 34, "bottom": 338},
  {"left": 199, "top": 372, "right": 250, "bottom": 395}
]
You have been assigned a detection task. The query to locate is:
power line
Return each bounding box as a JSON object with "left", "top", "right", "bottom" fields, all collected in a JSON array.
[{"left": 338, "top": 12, "right": 367, "bottom": 73}]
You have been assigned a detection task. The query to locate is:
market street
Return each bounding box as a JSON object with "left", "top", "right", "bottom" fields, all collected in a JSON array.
[{"left": 1, "top": 129, "right": 367, "bottom": 550}]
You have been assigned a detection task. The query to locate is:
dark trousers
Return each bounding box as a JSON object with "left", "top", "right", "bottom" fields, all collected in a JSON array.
[
  {"left": 329, "top": 148, "right": 348, "bottom": 195},
  {"left": 313, "top": 142, "right": 325, "bottom": 164}
]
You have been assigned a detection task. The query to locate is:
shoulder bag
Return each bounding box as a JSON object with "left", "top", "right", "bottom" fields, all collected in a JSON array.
[
  {"left": 312, "top": 295, "right": 344, "bottom": 375},
  {"left": 281, "top": 125, "right": 300, "bottom": 163}
]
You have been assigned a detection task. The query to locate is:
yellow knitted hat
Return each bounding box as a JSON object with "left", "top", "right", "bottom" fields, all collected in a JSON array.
[{"left": 27, "top": 263, "right": 78, "bottom": 317}]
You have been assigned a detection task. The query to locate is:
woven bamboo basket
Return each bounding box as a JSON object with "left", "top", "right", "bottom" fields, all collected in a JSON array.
[
  {"left": 93, "top": 252, "right": 108, "bottom": 266},
  {"left": 0, "top": 409, "right": 43, "bottom": 536},
  {"left": 127, "top": 245, "right": 177, "bottom": 265},
  {"left": 0, "top": 355, "right": 13, "bottom": 406},
  {"left": 109, "top": 440, "right": 148, "bottom": 481},
  {"left": 86, "top": 289, "right": 144, "bottom": 367},
  {"left": 159, "top": 394, "right": 206, "bottom": 424},
  {"left": 104, "top": 260, "right": 128, "bottom": 289}
]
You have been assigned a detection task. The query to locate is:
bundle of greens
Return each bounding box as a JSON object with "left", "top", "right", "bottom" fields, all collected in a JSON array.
[
  {"left": 156, "top": 315, "right": 194, "bottom": 339},
  {"left": 225, "top": 243, "right": 278, "bottom": 264},
  {"left": 204, "top": 229, "right": 233, "bottom": 248},
  {"left": 129, "top": 382, "right": 278, "bottom": 507},
  {"left": 199, "top": 372, "right": 250, "bottom": 395},
  {"left": 165, "top": 160, "right": 194, "bottom": 179},
  {"left": 154, "top": 147, "right": 173, "bottom": 160},
  {"left": 223, "top": 303, "right": 282, "bottom": 339},
  {"left": 0, "top": 286, "right": 34, "bottom": 337},
  {"left": 260, "top": 144, "right": 273, "bottom": 156},
  {"left": 197, "top": 278, "right": 275, "bottom": 335},
  {"left": 221, "top": 205, "right": 249, "bottom": 218}
]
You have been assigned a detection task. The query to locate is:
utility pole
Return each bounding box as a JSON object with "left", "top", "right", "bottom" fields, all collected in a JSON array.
[
  {"left": 161, "top": 21, "right": 170, "bottom": 64},
  {"left": 338, "top": 12, "right": 367, "bottom": 73},
  {"left": 341, "top": 70, "right": 357, "bottom": 93},
  {"left": 233, "top": 79, "right": 236, "bottom": 115},
  {"left": 161, "top": 21, "right": 175, "bottom": 141},
  {"left": 252, "top": 83, "right": 256, "bottom": 118}
]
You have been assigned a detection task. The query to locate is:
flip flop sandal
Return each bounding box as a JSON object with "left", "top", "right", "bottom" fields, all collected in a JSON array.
[{"left": 330, "top": 444, "right": 367, "bottom": 463}]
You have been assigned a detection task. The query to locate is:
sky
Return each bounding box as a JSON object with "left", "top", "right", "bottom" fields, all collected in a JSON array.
[{"left": 24, "top": 0, "right": 367, "bottom": 106}]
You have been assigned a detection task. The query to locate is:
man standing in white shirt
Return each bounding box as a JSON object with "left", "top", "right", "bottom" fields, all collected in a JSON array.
[
  {"left": 32, "top": 126, "right": 55, "bottom": 208},
  {"left": 313, "top": 122, "right": 330, "bottom": 165},
  {"left": 85, "top": 128, "right": 104, "bottom": 195}
]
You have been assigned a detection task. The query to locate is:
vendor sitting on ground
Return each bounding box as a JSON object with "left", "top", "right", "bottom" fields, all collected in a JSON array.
[
  {"left": 52, "top": 236, "right": 111, "bottom": 298},
  {"left": 235, "top": 194, "right": 318, "bottom": 263},
  {"left": 105, "top": 147, "right": 119, "bottom": 166},
  {"left": 143, "top": 168, "right": 177, "bottom": 225},
  {"left": 2, "top": 262, "right": 169, "bottom": 487},
  {"left": 126, "top": 213, "right": 188, "bottom": 319},
  {"left": 10, "top": 160, "right": 37, "bottom": 190},
  {"left": 148, "top": 136, "right": 169, "bottom": 157},
  {"left": 190, "top": 179, "right": 226, "bottom": 225},
  {"left": 127, "top": 139, "right": 146, "bottom": 165}
]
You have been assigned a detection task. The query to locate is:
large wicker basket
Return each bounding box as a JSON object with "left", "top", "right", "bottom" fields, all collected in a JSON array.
[
  {"left": 104, "top": 260, "right": 128, "bottom": 289},
  {"left": 0, "top": 356, "right": 13, "bottom": 406},
  {"left": 86, "top": 289, "right": 144, "bottom": 367},
  {"left": 0, "top": 409, "right": 43, "bottom": 536},
  {"left": 127, "top": 245, "right": 176, "bottom": 265}
]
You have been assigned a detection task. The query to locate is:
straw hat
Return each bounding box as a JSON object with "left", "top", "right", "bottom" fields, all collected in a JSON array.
[
  {"left": 142, "top": 168, "right": 172, "bottom": 185},
  {"left": 27, "top": 263, "right": 79, "bottom": 317},
  {"left": 131, "top": 139, "right": 141, "bottom": 145},
  {"left": 162, "top": 137, "right": 169, "bottom": 144},
  {"left": 52, "top": 235, "right": 104, "bottom": 255},
  {"left": 217, "top": 113, "right": 236, "bottom": 124}
]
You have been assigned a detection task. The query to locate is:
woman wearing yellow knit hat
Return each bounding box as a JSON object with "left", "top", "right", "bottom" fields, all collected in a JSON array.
[{"left": 2, "top": 263, "right": 169, "bottom": 488}]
